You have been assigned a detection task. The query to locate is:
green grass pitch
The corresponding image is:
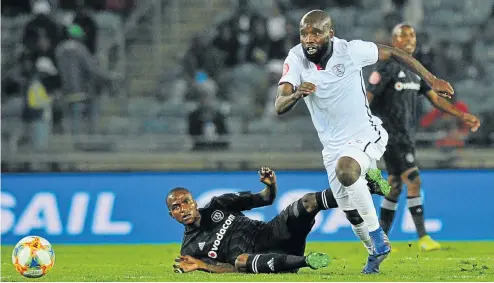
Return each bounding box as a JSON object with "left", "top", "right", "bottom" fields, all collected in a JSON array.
[{"left": 2, "top": 242, "right": 493, "bottom": 281}]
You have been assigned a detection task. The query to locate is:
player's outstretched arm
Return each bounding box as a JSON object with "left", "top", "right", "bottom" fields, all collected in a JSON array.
[
  {"left": 258, "top": 166, "right": 277, "bottom": 205},
  {"left": 275, "top": 82, "right": 316, "bottom": 115},
  {"left": 425, "top": 90, "right": 481, "bottom": 132},
  {"left": 376, "top": 44, "right": 454, "bottom": 99},
  {"left": 174, "top": 255, "right": 238, "bottom": 273}
]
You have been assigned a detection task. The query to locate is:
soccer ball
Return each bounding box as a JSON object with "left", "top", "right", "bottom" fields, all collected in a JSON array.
[{"left": 12, "top": 236, "right": 55, "bottom": 278}]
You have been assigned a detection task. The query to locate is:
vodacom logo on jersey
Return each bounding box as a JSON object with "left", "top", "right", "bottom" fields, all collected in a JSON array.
[{"left": 208, "top": 214, "right": 236, "bottom": 259}]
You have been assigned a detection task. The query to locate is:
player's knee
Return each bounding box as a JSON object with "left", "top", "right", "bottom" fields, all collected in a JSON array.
[
  {"left": 404, "top": 171, "right": 421, "bottom": 196},
  {"left": 387, "top": 175, "right": 403, "bottom": 200},
  {"left": 344, "top": 209, "right": 364, "bottom": 225},
  {"left": 406, "top": 170, "right": 421, "bottom": 185},
  {"left": 336, "top": 157, "right": 361, "bottom": 187},
  {"left": 301, "top": 193, "right": 318, "bottom": 213},
  {"left": 235, "top": 254, "right": 249, "bottom": 271}
]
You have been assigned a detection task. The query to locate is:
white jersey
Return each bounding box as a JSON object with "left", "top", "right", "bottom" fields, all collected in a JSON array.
[{"left": 279, "top": 37, "right": 384, "bottom": 153}]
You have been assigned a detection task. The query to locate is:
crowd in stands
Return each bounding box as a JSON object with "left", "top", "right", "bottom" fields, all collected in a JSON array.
[{"left": 2, "top": 0, "right": 122, "bottom": 150}]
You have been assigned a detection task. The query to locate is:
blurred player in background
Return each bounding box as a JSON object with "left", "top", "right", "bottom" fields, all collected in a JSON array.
[
  {"left": 275, "top": 10, "right": 455, "bottom": 273},
  {"left": 366, "top": 23, "right": 481, "bottom": 251}
]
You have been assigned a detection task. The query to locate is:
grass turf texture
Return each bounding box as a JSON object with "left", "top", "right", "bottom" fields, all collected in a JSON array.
[{"left": 2, "top": 242, "right": 493, "bottom": 282}]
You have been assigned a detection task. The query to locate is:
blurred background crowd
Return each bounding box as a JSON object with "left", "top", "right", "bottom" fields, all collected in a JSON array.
[{"left": 2, "top": 0, "right": 494, "bottom": 172}]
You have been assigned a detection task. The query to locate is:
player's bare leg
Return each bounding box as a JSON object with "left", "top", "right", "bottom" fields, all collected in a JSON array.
[
  {"left": 336, "top": 157, "right": 390, "bottom": 255},
  {"left": 379, "top": 174, "right": 403, "bottom": 235},
  {"left": 401, "top": 167, "right": 441, "bottom": 252},
  {"left": 235, "top": 252, "right": 330, "bottom": 273}
]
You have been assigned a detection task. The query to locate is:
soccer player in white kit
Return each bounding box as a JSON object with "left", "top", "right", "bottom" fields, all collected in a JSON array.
[{"left": 275, "top": 10, "right": 454, "bottom": 274}]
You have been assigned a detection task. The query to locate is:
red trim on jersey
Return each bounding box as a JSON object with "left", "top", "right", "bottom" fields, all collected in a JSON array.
[{"left": 316, "top": 64, "right": 323, "bottom": 70}]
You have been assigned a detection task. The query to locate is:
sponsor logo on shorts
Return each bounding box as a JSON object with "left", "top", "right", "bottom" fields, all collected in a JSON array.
[
  {"left": 211, "top": 210, "right": 224, "bottom": 222},
  {"left": 208, "top": 214, "right": 236, "bottom": 259}
]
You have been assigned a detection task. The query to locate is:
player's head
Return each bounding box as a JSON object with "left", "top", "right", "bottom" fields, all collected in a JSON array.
[
  {"left": 391, "top": 23, "right": 416, "bottom": 55},
  {"left": 299, "top": 10, "right": 334, "bottom": 63},
  {"left": 166, "top": 187, "right": 200, "bottom": 225}
]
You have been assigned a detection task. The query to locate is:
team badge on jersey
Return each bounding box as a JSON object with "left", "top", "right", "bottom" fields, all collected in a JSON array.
[
  {"left": 282, "top": 63, "right": 289, "bottom": 77},
  {"left": 211, "top": 210, "right": 224, "bottom": 222},
  {"left": 369, "top": 71, "right": 381, "bottom": 85},
  {"left": 332, "top": 64, "right": 345, "bottom": 77}
]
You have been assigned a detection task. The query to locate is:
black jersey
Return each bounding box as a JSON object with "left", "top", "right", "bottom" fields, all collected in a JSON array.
[
  {"left": 367, "top": 59, "right": 431, "bottom": 147},
  {"left": 180, "top": 192, "right": 267, "bottom": 265}
]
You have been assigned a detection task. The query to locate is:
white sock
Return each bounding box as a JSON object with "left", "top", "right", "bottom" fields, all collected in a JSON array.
[
  {"left": 344, "top": 177, "right": 380, "bottom": 232},
  {"left": 352, "top": 222, "right": 374, "bottom": 255}
]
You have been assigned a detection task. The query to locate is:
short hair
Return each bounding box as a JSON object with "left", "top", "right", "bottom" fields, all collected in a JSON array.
[
  {"left": 392, "top": 23, "right": 415, "bottom": 37},
  {"left": 166, "top": 187, "right": 190, "bottom": 200}
]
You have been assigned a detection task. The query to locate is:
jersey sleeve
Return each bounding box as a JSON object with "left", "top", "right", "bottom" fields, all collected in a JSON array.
[
  {"left": 419, "top": 77, "right": 432, "bottom": 96},
  {"left": 348, "top": 40, "right": 379, "bottom": 68},
  {"left": 366, "top": 61, "right": 395, "bottom": 96},
  {"left": 278, "top": 50, "right": 302, "bottom": 88},
  {"left": 208, "top": 191, "right": 264, "bottom": 212}
]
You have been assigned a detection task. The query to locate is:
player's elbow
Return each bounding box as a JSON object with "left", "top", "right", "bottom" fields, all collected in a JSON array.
[
  {"left": 265, "top": 196, "right": 275, "bottom": 205},
  {"left": 274, "top": 103, "right": 285, "bottom": 115}
]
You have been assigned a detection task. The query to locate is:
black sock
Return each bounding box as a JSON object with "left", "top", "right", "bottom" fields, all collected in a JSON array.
[
  {"left": 315, "top": 189, "right": 338, "bottom": 210},
  {"left": 408, "top": 196, "right": 427, "bottom": 238},
  {"left": 246, "top": 253, "right": 307, "bottom": 274},
  {"left": 380, "top": 197, "right": 398, "bottom": 235}
]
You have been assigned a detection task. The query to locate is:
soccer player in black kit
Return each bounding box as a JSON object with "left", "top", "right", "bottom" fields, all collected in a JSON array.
[
  {"left": 366, "top": 23, "right": 480, "bottom": 251},
  {"left": 169, "top": 166, "right": 393, "bottom": 274},
  {"left": 169, "top": 166, "right": 335, "bottom": 274}
]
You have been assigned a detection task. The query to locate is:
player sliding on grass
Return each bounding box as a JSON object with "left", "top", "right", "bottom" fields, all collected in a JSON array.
[
  {"left": 169, "top": 166, "right": 387, "bottom": 274},
  {"left": 275, "top": 10, "right": 454, "bottom": 273}
]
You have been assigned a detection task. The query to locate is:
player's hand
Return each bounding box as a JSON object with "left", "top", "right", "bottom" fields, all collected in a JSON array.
[
  {"left": 293, "top": 82, "right": 316, "bottom": 99},
  {"left": 259, "top": 166, "right": 276, "bottom": 186},
  {"left": 461, "top": 113, "right": 481, "bottom": 132},
  {"left": 173, "top": 255, "right": 202, "bottom": 273},
  {"left": 431, "top": 78, "right": 454, "bottom": 99}
]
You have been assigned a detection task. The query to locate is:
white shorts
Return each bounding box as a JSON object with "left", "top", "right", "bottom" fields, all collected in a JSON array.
[{"left": 322, "top": 125, "right": 388, "bottom": 210}]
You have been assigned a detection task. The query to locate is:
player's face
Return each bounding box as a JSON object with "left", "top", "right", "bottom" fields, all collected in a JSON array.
[
  {"left": 168, "top": 191, "right": 199, "bottom": 225},
  {"left": 392, "top": 26, "right": 416, "bottom": 54},
  {"left": 300, "top": 24, "right": 332, "bottom": 62}
]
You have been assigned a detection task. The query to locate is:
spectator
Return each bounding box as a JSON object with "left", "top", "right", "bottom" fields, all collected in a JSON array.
[
  {"left": 183, "top": 35, "right": 223, "bottom": 82},
  {"left": 73, "top": 5, "right": 98, "bottom": 54},
  {"left": 55, "top": 24, "right": 115, "bottom": 134},
  {"left": 22, "top": 1, "right": 62, "bottom": 60},
  {"left": 212, "top": 20, "right": 240, "bottom": 68},
  {"left": 228, "top": 0, "right": 264, "bottom": 63},
  {"left": 246, "top": 16, "right": 271, "bottom": 65},
  {"left": 269, "top": 20, "right": 298, "bottom": 60},
  {"left": 188, "top": 83, "right": 229, "bottom": 151},
  {"left": 2, "top": 50, "right": 55, "bottom": 150}
]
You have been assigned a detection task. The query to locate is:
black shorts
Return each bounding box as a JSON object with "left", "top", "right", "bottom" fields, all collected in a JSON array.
[
  {"left": 383, "top": 142, "right": 417, "bottom": 176},
  {"left": 256, "top": 201, "right": 316, "bottom": 256}
]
